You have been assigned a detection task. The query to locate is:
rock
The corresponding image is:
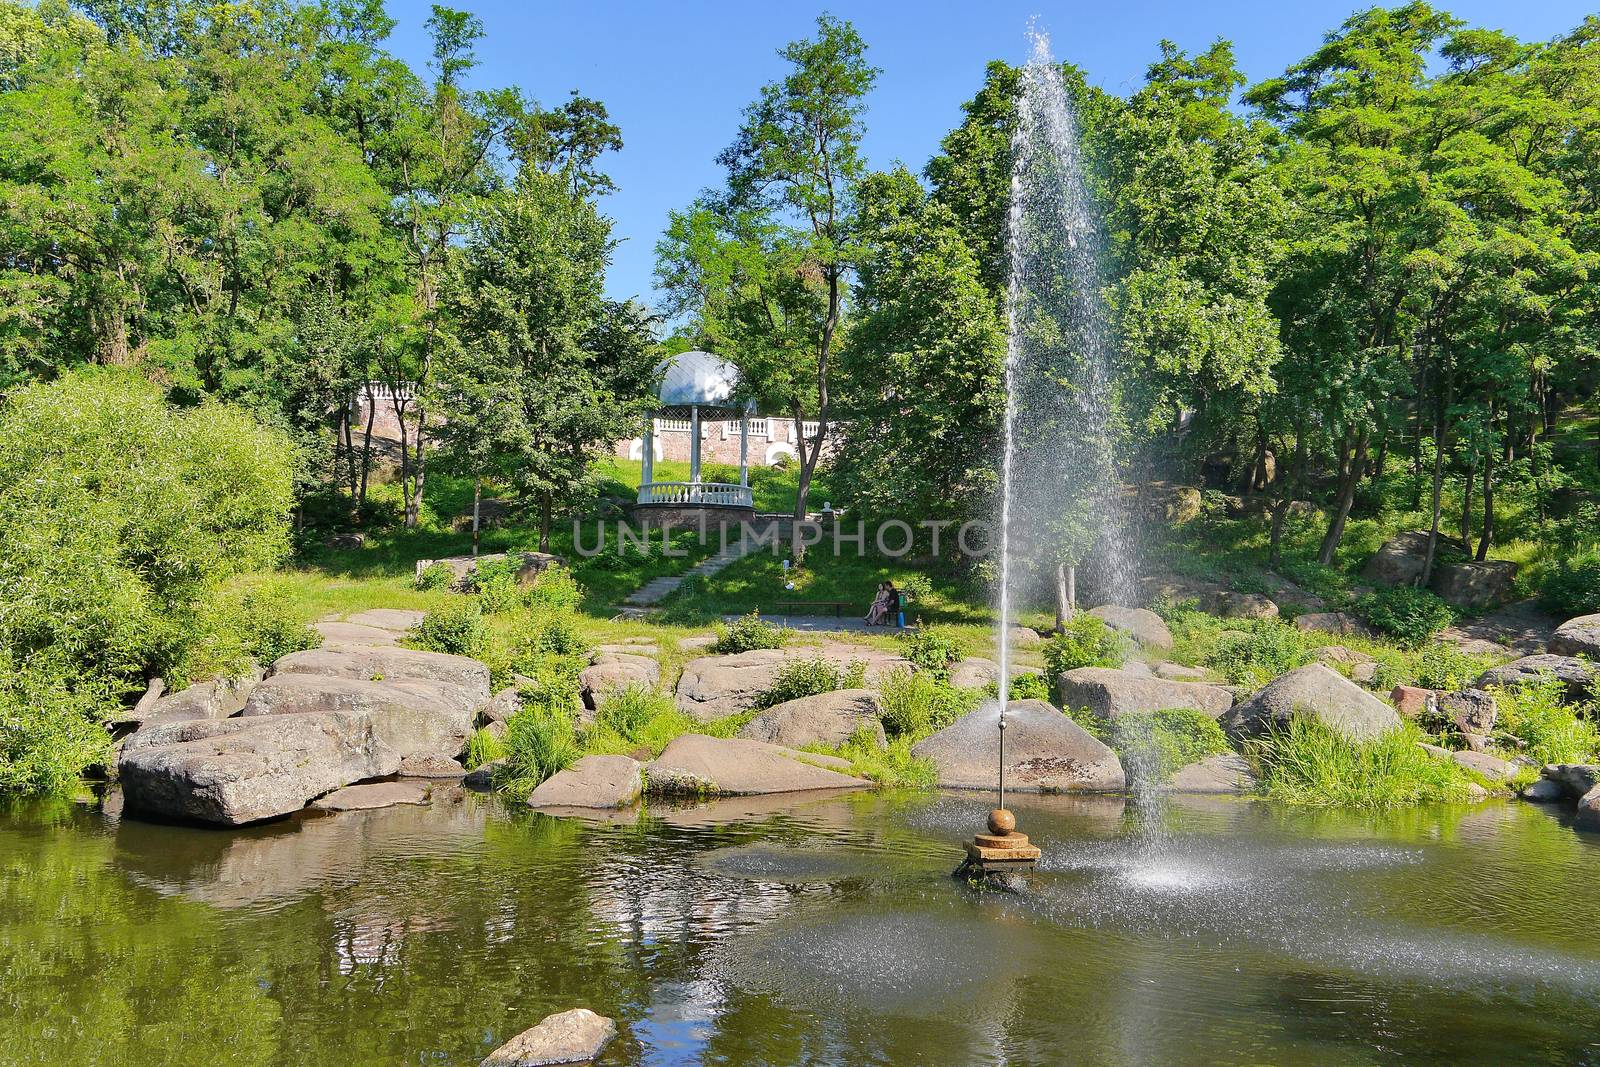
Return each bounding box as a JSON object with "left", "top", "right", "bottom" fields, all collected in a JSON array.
[
  {"left": 479, "top": 1007, "right": 617, "bottom": 1067},
  {"left": 1206, "top": 591, "right": 1279, "bottom": 620},
  {"left": 674, "top": 649, "right": 789, "bottom": 721},
  {"left": 1465, "top": 782, "right": 1489, "bottom": 801},
  {"left": 1439, "top": 688, "right": 1497, "bottom": 735},
  {"left": 1390, "top": 685, "right": 1434, "bottom": 718},
  {"left": 312, "top": 781, "right": 429, "bottom": 811},
  {"left": 527, "top": 755, "right": 642, "bottom": 809},
  {"left": 463, "top": 758, "right": 506, "bottom": 792},
  {"left": 677, "top": 634, "right": 719, "bottom": 652},
  {"left": 240, "top": 674, "right": 474, "bottom": 763},
  {"left": 1363, "top": 531, "right": 1468, "bottom": 587},
  {"left": 271, "top": 646, "right": 491, "bottom": 701},
  {"left": 737, "top": 689, "right": 884, "bottom": 749},
  {"left": 1351, "top": 662, "right": 1380, "bottom": 686},
  {"left": 1144, "top": 484, "right": 1202, "bottom": 524},
  {"left": 1119, "top": 660, "right": 1155, "bottom": 678},
  {"left": 1476, "top": 655, "right": 1597, "bottom": 701},
  {"left": 481, "top": 687, "right": 521, "bottom": 726},
  {"left": 1087, "top": 605, "right": 1174, "bottom": 650},
  {"left": 1314, "top": 646, "right": 1371, "bottom": 667},
  {"left": 415, "top": 550, "right": 563, "bottom": 592},
  {"left": 118, "top": 711, "right": 399, "bottom": 826},
  {"left": 1221, "top": 663, "right": 1402, "bottom": 742},
  {"left": 1055, "top": 667, "right": 1234, "bottom": 720},
  {"left": 1008, "top": 626, "right": 1043, "bottom": 649},
  {"left": 1296, "top": 613, "right": 1378, "bottom": 639},
  {"left": 911, "top": 699, "right": 1124, "bottom": 792},
  {"left": 1430, "top": 560, "right": 1519, "bottom": 610},
  {"left": 1167, "top": 753, "right": 1256, "bottom": 794},
  {"left": 1577, "top": 785, "right": 1600, "bottom": 832},
  {"left": 344, "top": 608, "right": 426, "bottom": 632},
  {"left": 131, "top": 674, "right": 259, "bottom": 729},
  {"left": 1521, "top": 777, "right": 1564, "bottom": 802},
  {"left": 947, "top": 657, "right": 998, "bottom": 689},
  {"left": 1551, "top": 614, "right": 1600, "bottom": 658},
  {"left": 1451, "top": 750, "right": 1512, "bottom": 781},
  {"left": 579, "top": 653, "right": 660, "bottom": 708},
  {"left": 1154, "top": 662, "right": 1209, "bottom": 681},
  {"left": 1542, "top": 763, "right": 1600, "bottom": 801},
  {"left": 398, "top": 753, "right": 466, "bottom": 778},
  {"left": 644, "top": 735, "right": 869, "bottom": 796},
  {"left": 1418, "top": 741, "right": 1451, "bottom": 759},
  {"left": 314, "top": 621, "right": 400, "bottom": 647}
]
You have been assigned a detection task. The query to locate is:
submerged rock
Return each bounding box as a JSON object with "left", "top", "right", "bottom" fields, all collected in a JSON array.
[
  {"left": 1055, "top": 667, "right": 1233, "bottom": 720},
  {"left": 312, "top": 781, "right": 429, "bottom": 811},
  {"left": 1221, "top": 663, "right": 1401, "bottom": 743},
  {"left": 1167, "top": 753, "right": 1256, "bottom": 794},
  {"left": 911, "top": 699, "right": 1124, "bottom": 793},
  {"left": 479, "top": 1007, "right": 616, "bottom": 1067},
  {"left": 527, "top": 755, "right": 642, "bottom": 809},
  {"left": 644, "top": 735, "right": 868, "bottom": 796},
  {"left": 737, "top": 689, "right": 884, "bottom": 749}
]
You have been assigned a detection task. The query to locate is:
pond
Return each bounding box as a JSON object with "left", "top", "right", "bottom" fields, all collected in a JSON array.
[{"left": 3, "top": 789, "right": 1598, "bottom": 1065}]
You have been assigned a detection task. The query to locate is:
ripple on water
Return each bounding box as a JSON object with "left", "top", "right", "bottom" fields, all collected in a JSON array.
[{"left": 696, "top": 844, "right": 887, "bottom": 885}]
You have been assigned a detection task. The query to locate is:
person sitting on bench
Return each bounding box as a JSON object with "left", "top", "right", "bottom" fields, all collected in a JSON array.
[{"left": 865, "top": 581, "right": 897, "bottom": 626}]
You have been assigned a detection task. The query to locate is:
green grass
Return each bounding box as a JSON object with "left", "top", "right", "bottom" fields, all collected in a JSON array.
[{"left": 1245, "top": 717, "right": 1483, "bottom": 808}]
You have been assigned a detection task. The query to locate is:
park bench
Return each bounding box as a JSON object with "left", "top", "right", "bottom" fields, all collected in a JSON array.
[{"left": 772, "top": 599, "right": 856, "bottom": 618}]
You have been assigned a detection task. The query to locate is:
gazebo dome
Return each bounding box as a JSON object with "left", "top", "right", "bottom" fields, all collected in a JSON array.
[{"left": 656, "top": 350, "right": 741, "bottom": 410}]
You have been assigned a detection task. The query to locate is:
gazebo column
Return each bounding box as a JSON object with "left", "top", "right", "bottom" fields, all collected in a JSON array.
[
  {"left": 689, "top": 405, "right": 701, "bottom": 499},
  {"left": 738, "top": 415, "right": 749, "bottom": 496},
  {"left": 640, "top": 413, "right": 654, "bottom": 502}
]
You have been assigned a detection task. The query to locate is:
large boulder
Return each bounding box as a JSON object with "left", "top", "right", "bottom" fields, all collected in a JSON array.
[
  {"left": 1431, "top": 560, "right": 1518, "bottom": 610},
  {"left": 129, "top": 673, "right": 259, "bottom": 730},
  {"left": 415, "top": 550, "right": 563, "bottom": 592},
  {"left": 1541, "top": 763, "right": 1600, "bottom": 801},
  {"left": 674, "top": 649, "right": 789, "bottom": 721},
  {"left": 1206, "top": 591, "right": 1279, "bottom": 620},
  {"left": 1451, "top": 750, "right": 1513, "bottom": 781},
  {"left": 737, "top": 689, "right": 884, "bottom": 749},
  {"left": 271, "top": 646, "right": 490, "bottom": 701},
  {"left": 1220, "top": 663, "right": 1402, "bottom": 742},
  {"left": 911, "top": 699, "right": 1124, "bottom": 792},
  {"left": 118, "top": 711, "right": 398, "bottom": 826},
  {"left": 579, "top": 652, "right": 660, "bottom": 709},
  {"left": 1168, "top": 753, "right": 1256, "bottom": 794},
  {"left": 1439, "top": 688, "right": 1497, "bottom": 737},
  {"left": 240, "top": 674, "right": 474, "bottom": 763},
  {"left": 1055, "top": 667, "right": 1233, "bottom": 720},
  {"left": 1551, "top": 614, "right": 1600, "bottom": 659},
  {"left": 948, "top": 657, "right": 999, "bottom": 689},
  {"left": 1476, "top": 655, "right": 1597, "bottom": 701},
  {"left": 1088, "top": 605, "right": 1174, "bottom": 651},
  {"left": 644, "top": 734, "right": 869, "bottom": 796},
  {"left": 527, "top": 755, "right": 643, "bottom": 809},
  {"left": 1363, "top": 531, "right": 1467, "bottom": 587},
  {"left": 1296, "top": 612, "right": 1378, "bottom": 639},
  {"left": 1577, "top": 786, "right": 1600, "bottom": 832},
  {"left": 479, "top": 1008, "right": 617, "bottom": 1067}
]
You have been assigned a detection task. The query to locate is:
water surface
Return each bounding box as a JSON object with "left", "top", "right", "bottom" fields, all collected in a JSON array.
[{"left": 3, "top": 789, "right": 1598, "bottom": 1065}]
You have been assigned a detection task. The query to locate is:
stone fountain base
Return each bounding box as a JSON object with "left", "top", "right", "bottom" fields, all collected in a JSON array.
[{"left": 954, "top": 808, "right": 1040, "bottom": 885}]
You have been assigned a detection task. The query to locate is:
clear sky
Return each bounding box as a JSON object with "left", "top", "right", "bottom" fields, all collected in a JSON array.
[{"left": 379, "top": 0, "right": 1597, "bottom": 308}]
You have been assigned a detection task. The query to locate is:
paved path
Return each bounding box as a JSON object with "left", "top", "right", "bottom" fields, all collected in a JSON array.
[{"left": 622, "top": 544, "right": 752, "bottom": 608}]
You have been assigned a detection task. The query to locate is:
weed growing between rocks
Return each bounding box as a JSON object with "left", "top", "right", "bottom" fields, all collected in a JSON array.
[
  {"left": 712, "top": 612, "right": 790, "bottom": 654},
  {"left": 877, "top": 669, "right": 983, "bottom": 739},
  {"left": 1042, "top": 613, "right": 1128, "bottom": 675},
  {"left": 1491, "top": 677, "right": 1599, "bottom": 766},
  {"left": 897, "top": 623, "right": 961, "bottom": 681},
  {"left": 498, "top": 709, "right": 580, "bottom": 800},
  {"left": 1075, "top": 708, "right": 1231, "bottom": 785},
  {"left": 1244, "top": 717, "right": 1480, "bottom": 808},
  {"left": 826, "top": 728, "right": 937, "bottom": 788},
  {"left": 1351, "top": 586, "right": 1455, "bottom": 647},
  {"left": 755, "top": 658, "right": 867, "bottom": 709}
]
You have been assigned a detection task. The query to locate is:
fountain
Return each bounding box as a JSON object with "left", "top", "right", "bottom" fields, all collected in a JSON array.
[{"left": 960, "top": 27, "right": 1130, "bottom": 882}]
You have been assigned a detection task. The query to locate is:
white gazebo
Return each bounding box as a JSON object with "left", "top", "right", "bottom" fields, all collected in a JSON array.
[{"left": 637, "top": 350, "right": 755, "bottom": 510}]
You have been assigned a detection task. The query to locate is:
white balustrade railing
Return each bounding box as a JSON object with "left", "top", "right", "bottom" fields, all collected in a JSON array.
[{"left": 638, "top": 481, "right": 753, "bottom": 507}]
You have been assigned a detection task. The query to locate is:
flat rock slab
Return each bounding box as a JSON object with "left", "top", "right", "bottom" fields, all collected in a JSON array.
[
  {"left": 645, "top": 734, "right": 869, "bottom": 796},
  {"left": 312, "top": 781, "right": 429, "bottom": 811},
  {"left": 1168, "top": 753, "right": 1256, "bottom": 794},
  {"left": 528, "top": 755, "right": 642, "bottom": 809},
  {"left": 1221, "top": 663, "right": 1401, "bottom": 742},
  {"left": 241, "top": 674, "right": 474, "bottom": 763},
  {"left": 315, "top": 621, "right": 400, "bottom": 646},
  {"left": 911, "top": 699, "right": 1124, "bottom": 793},
  {"left": 737, "top": 689, "right": 884, "bottom": 749},
  {"left": 480, "top": 1008, "right": 616, "bottom": 1067},
  {"left": 1055, "top": 667, "right": 1233, "bottom": 720},
  {"left": 272, "top": 646, "right": 490, "bottom": 701},
  {"left": 674, "top": 646, "right": 908, "bottom": 721},
  {"left": 344, "top": 608, "right": 427, "bottom": 632},
  {"left": 118, "top": 711, "right": 399, "bottom": 826}
]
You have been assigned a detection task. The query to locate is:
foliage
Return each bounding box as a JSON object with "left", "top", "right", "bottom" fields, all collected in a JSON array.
[
  {"left": 464, "top": 726, "right": 508, "bottom": 771},
  {"left": 1041, "top": 613, "right": 1127, "bottom": 676},
  {"left": 711, "top": 611, "right": 790, "bottom": 654},
  {"left": 466, "top": 558, "right": 524, "bottom": 614},
  {"left": 406, "top": 601, "right": 486, "bottom": 659},
  {"left": 754, "top": 657, "right": 866, "bottom": 710},
  {"left": 415, "top": 562, "right": 456, "bottom": 592},
  {"left": 582, "top": 684, "right": 696, "bottom": 757},
  {"left": 1245, "top": 717, "right": 1479, "bottom": 808},
  {"left": 1002, "top": 672, "right": 1052, "bottom": 702},
  {"left": 1542, "top": 550, "right": 1600, "bottom": 618},
  {"left": 0, "top": 655, "right": 113, "bottom": 796},
  {"left": 235, "top": 587, "right": 320, "bottom": 666},
  {"left": 1353, "top": 587, "right": 1455, "bottom": 648},
  {"left": 1490, "top": 677, "right": 1599, "bottom": 766},
  {"left": 1087, "top": 708, "right": 1231, "bottom": 785},
  {"left": 496, "top": 708, "right": 580, "bottom": 800},
  {"left": 1410, "top": 641, "right": 1495, "bottom": 691},
  {"left": 1204, "top": 621, "right": 1314, "bottom": 687},
  {"left": 897, "top": 623, "right": 961, "bottom": 681},
  {"left": 877, "top": 668, "right": 982, "bottom": 740},
  {"left": 526, "top": 567, "right": 584, "bottom": 613},
  {"left": 831, "top": 729, "right": 937, "bottom": 789}
]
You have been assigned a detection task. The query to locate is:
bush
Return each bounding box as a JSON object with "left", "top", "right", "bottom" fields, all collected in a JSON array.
[
  {"left": 469, "top": 558, "right": 523, "bottom": 614},
  {"left": 526, "top": 566, "right": 583, "bottom": 612},
  {"left": 1002, "top": 672, "right": 1051, "bottom": 701},
  {"left": 1353, "top": 587, "right": 1454, "bottom": 647},
  {"left": 1411, "top": 642, "right": 1494, "bottom": 691},
  {"left": 1205, "top": 622, "right": 1313, "bottom": 688},
  {"left": 1244, "top": 717, "right": 1478, "bottom": 808},
  {"left": 496, "top": 708, "right": 580, "bottom": 800},
  {"left": 897, "top": 573, "right": 935, "bottom": 603},
  {"left": 1042, "top": 613, "right": 1127, "bottom": 676},
  {"left": 898, "top": 623, "right": 961, "bottom": 681},
  {"left": 712, "top": 611, "right": 789, "bottom": 654},
  {"left": 1089, "top": 708, "right": 1231, "bottom": 785},
  {"left": 755, "top": 657, "right": 866, "bottom": 709},
  {"left": 1542, "top": 550, "right": 1600, "bottom": 617},
  {"left": 1491, "top": 677, "right": 1599, "bottom": 766},
  {"left": 236, "top": 587, "right": 319, "bottom": 665},
  {"left": 592, "top": 683, "right": 675, "bottom": 741},
  {"left": 407, "top": 601, "right": 486, "bottom": 658},
  {"left": 0, "top": 655, "right": 114, "bottom": 795},
  {"left": 833, "top": 730, "right": 937, "bottom": 789},
  {"left": 415, "top": 561, "right": 455, "bottom": 591},
  {"left": 878, "top": 668, "right": 981, "bottom": 739}
]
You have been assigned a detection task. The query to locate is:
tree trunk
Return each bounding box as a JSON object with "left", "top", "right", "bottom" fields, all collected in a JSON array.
[
  {"left": 472, "top": 478, "right": 482, "bottom": 557},
  {"left": 1053, "top": 562, "right": 1076, "bottom": 630},
  {"left": 1420, "top": 397, "right": 1447, "bottom": 587},
  {"left": 538, "top": 492, "right": 552, "bottom": 554},
  {"left": 1459, "top": 459, "right": 1474, "bottom": 547},
  {"left": 357, "top": 381, "right": 376, "bottom": 513},
  {"left": 408, "top": 402, "right": 428, "bottom": 529},
  {"left": 1317, "top": 428, "right": 1369, "bottom": 567},
  {"left": 1477, "top": 414, "right": 1495, "bottom": 561}
]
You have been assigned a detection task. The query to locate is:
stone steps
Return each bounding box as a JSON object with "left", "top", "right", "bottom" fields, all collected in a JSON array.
[{"left": 621, "top": 544, "right": 750, "bottom": 607}]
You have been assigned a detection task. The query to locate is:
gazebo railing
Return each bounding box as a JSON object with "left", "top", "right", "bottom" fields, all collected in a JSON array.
[{"left": 639, "top": 481, "right": 753, "bottom": 507}]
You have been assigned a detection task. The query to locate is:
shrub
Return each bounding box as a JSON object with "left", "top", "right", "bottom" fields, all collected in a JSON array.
[
  {"left": 0, "top": 655, "right": 114, "bottom": 795},
  {"left": 407, "top": 601, "right": 486, "bottom": 658},
  {"left": 1205, "top": 621, "right": 1313, "bottom": 688},
  {"left": 415, "top": 561, "right": 455, "bottom": 591},
  {"left": 1491, "top": 677, "right": 1599, "bottom": 766},
  {"left": 1353, "top": 587, "right": 1454, "bottom": 647},
  {"left": 1002, "top": 672, "right": 1051, "bottom": 701},
  {"left": 1244, "top": 717, "right": 1478, "bottom": 808},
  {"left": 1542, "top": 549, "right": 1600, "bottom": 617},
  {"left": 898, "top": 623, "right": 961, "bottom": 680},
  {"left": 496, "top": 708, "right": 580, "bottom": 800},
  {"left": 712, "top": 611, "right": 789, "bottom": 654},
  {"left": 469, "top": 558, "right": 523, "bottom": 614},
  {"left": 1042, "top": 613, "right": 1127, "bottom": 676},
  {"left": 897, "top": 573, "right": 935, "bottom": 603},
  {"left": 833, "top": 729, "right": 937, "bottom": 789},
  {"left": 237, "top": 587, "right": 319, "bottom": 665},
  {"left": 526, "top": 566, "right": 583, "bottom": 611},
  {"left": 1091, "top": 708, "right": 1231, "bottom": 785},
  {"left": 592, "top": 683, "right": 675, "bottom": 741},
  {"left": 878, "top": 668, "right": 981, "bottom": 739},
  {"left": 463, "top": 726, "right": 508, "bottom": 770},
  {"left": 1411, "top": 642, "right": 1494, "bottom": 691},
  {"left": 755, "top": 657, "right": 866, "bottom": 709}
]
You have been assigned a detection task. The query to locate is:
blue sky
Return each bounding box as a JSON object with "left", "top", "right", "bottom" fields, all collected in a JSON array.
[{"left": 380, "top": 1, "right": 1597, "bottom": 307}]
